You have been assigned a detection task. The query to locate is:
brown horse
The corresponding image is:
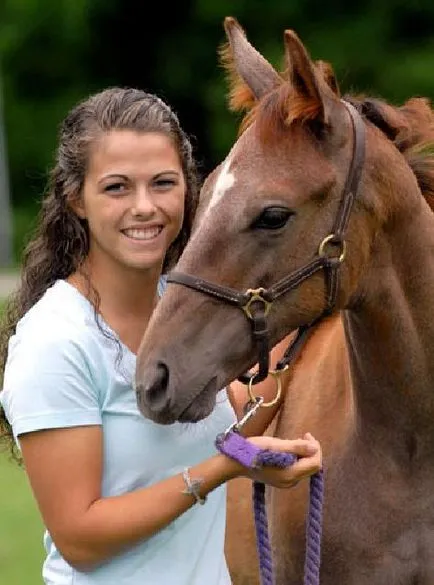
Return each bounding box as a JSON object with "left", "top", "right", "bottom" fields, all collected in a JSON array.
[{"left": 135, "top": 16, "right": 434, "bottom": 585}]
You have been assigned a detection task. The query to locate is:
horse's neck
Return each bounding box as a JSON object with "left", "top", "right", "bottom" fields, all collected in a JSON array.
[{"left": 345, "top": 201, "right": 434, "bottom": 438}]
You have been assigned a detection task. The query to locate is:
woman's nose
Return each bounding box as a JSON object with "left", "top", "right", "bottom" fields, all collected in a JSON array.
[{"left": 131, "top": 186, "right": 156, "bottom": 217}]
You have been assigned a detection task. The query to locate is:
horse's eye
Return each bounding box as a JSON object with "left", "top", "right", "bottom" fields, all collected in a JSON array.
[{"left": 251, "top": 207, "right": 294, "bottom": 230}]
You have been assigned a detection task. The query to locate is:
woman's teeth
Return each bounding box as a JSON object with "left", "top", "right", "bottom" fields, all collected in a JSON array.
[{"left": 123, "top": 227, "right": 162, "bottom": 240}]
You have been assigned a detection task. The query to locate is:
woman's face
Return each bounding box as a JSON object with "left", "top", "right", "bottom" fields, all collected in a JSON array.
[{"left": 75, "top": 129, "right": 186, "bottom": 274}]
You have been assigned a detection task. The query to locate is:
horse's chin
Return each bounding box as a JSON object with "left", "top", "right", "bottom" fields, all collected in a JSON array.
[
  {"left": 177, "top": 376, "right": 218, "bottom": 423},
  {"left": 177, "top": 400, "right": 214, "bottom": 423},
  {"left": 138, "top": 376, "right": 219, "bottom": 425}
]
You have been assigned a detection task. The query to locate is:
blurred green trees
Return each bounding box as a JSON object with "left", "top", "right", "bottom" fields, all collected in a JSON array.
[{"left": 2, "top": 0, "right": 434, "bottom": 259}]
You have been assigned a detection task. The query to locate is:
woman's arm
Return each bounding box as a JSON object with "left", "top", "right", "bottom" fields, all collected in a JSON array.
[
  {"left": 227, "top": 333, "right": 295, "bottom": 437},
  {"left": 20, "top": 426, "right": 235, "bottom": 570},
  {"left": 19, "top": 421, "right": 317, "bottom": 571}
]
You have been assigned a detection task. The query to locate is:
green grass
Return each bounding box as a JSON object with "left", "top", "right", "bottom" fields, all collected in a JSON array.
[
  {"left": 0, "top": 295, "right": 45, "bottom": 583},
  {"left": 0, "top": 452, "right": 45, "bottom": 584}
]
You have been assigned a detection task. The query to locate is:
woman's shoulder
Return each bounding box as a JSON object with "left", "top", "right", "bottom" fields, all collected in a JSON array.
[
  {"left": 2, "top": 281, "right": 107, "bottom": 422},
  {"left": 18, "top": 279, "right": 91, "bottom": 327},
  {"left": 1, "top": 281, "right": 105, "bottom": 436},
  {"left": 12, "top": 280, "right": 101, "bottom": 361}
]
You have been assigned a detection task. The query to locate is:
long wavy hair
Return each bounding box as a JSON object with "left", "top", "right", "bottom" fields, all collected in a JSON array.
[{"left": 0, "top": 87, "right": 200, "bottom": 458}]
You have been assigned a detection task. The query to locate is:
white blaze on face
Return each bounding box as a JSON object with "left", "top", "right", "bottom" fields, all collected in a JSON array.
[{"left": 207, "top": 157, "right": 235, "bottom": 211}]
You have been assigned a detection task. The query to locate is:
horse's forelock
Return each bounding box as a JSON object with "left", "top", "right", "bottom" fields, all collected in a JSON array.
[{"left": 238, "top": 84, "right": 324, "bottom": 143}]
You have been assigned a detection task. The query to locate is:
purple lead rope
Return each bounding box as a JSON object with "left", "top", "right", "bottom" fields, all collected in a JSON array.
[{"left": 215, "top": 430, "right": 324, "bottom": 585}]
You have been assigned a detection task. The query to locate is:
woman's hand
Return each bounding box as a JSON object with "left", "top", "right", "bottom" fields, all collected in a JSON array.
[{"left": 229, "top": 432, "right": 322, "bottom": 488}]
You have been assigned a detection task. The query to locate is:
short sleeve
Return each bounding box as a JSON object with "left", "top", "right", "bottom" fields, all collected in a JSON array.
[{"left": 0, "top": 330, "right": 102, "bottom": 439}]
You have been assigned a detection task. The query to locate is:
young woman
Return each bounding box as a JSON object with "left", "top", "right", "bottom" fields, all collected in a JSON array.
[{"left": 0, "top": 87, "right": 321, "bottom": 585}]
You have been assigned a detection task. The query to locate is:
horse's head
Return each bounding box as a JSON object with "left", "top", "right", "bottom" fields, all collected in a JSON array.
[{"left": 135, "top": 17, "right": 422, "bottom": 424}]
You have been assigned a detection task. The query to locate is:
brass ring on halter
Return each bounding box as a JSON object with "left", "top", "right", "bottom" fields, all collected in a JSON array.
[
  {"left": 247, "top": 365, "right": 288, "bottom": 407},
  {"left": 318, "top": 233, "right": 347, "bottom": 264},
  {"left": 242, "top": 288, "right": 273, "bottom": 320}
]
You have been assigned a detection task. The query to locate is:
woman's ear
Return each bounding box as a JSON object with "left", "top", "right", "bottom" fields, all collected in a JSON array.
[{"left": 68, "top": 194, "right": 86, "bottom": 219}]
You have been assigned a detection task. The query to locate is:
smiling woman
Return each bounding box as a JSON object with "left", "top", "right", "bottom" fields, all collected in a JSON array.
[{"left": 0, "top": 84, "right": 322, "bottom": 585}]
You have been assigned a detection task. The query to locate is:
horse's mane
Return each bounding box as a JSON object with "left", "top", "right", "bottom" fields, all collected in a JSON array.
[
  {"left": 346, "top": 94, "right": 434, "bottom": 213},
  {"left": 219, "top": 41, "right": 434, "bottom": 212}
]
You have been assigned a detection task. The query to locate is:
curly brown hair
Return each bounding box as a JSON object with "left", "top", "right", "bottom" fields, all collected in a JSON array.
[{"left": 0, "top": 87, "right": 200, "bottom": 459}]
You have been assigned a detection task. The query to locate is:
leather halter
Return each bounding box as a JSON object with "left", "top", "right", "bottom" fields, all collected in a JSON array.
[{"left": 167, "top": 101, "right": 366, "bottom": 385}]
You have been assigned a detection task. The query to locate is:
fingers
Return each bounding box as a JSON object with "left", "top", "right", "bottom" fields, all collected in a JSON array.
[
  {"left": 248, "top": 434, "right": 320, "bottom": 458},
  {"left": 248, "top": 454, "right": 321, "bottom": 488},
  {"left": 245, "top": 432, "right": 322, "bottom": 488},
  {"left": 289, "top": 451, "right": 322, "bottom": 476},
  {"left": 270, "top": 451, "right": 322, "bottom": 486}
]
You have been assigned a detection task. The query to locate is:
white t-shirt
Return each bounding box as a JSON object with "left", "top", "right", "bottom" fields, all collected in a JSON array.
[{"left": 0, "top": 279, "right": 236, "bottom": 585}]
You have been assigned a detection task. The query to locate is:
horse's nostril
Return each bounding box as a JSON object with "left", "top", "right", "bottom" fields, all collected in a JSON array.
[{"left": 137, "top": 362, "right": 170, "bottom": 414}]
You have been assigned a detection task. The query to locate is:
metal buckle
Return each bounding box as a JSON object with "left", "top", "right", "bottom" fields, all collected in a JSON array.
[
  {"left": 246, "top": 365, "right": 288, "bottom": 407},
  {"left": 318, "top": 233, "right": 346, "bottom": 264},
  {"left": 223, "top": 396, "right": 265, "bottom": 437},
  {"left": 242, "top": 288, "right": 272, "bottom": 319}
]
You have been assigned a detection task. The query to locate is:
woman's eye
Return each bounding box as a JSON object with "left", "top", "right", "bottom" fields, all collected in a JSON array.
[
  {"left": 105, "top": 183, "right": 126, "bottom": 193},
  {"left": 251, "top": 207, "right": 294, "bottom": 230},
  {"left": 154, "top": 179, "right": 177, "bottom": 189}
]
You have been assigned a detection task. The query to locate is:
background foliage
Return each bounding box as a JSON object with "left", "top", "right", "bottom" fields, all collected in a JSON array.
[{"left": 2, "top": 0, "right": 434, "bottom": 258}]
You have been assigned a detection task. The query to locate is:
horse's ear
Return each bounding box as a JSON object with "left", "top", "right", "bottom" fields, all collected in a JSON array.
[
  {"left": 284, "top": 30, "right": 333, "bottom": 124},
  {"left": 315, "top": 60, "right": 340, "bottom": 98},
  {"left": 223, "top": 16, "right": 282, "bottom": 101}
]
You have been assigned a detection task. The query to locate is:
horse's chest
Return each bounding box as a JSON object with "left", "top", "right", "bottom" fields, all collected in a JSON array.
[
  {"left": 271, "top": 453, "right": 434, "bottom": 585},
  {"left": 321, "top": 452, "right": 434, "bottom": 582},
  {"left": 318, "top": 522, "right": 434, "bottom": 585}
]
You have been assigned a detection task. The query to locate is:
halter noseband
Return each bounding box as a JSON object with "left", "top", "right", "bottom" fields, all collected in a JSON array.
[{"left": 167, "top": 101, "right": 366, "bottom": 385}]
